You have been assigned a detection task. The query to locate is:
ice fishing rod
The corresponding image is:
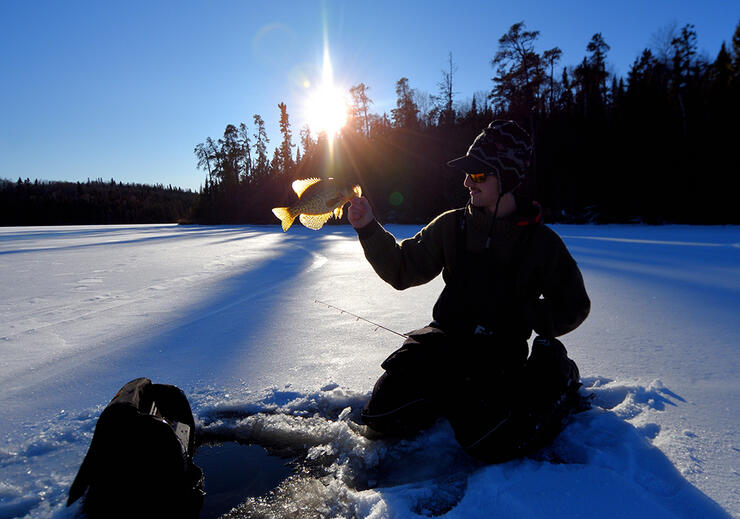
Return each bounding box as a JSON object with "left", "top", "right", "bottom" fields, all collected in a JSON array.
[{"left": 313, "top": 299, "right": 409, "bottom": 338}]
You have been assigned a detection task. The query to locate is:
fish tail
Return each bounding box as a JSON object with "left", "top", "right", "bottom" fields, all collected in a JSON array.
[
  {"left": 353, "top": 184, "right": 362, "bottom": 197},
  {"left": 272, "top": 207, "right": 297, "bottom": 232}
]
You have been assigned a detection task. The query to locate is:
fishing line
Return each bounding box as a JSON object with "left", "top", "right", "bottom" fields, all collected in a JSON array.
[{"left": 313, "top": 299, "right": 408, "bottom": 338}]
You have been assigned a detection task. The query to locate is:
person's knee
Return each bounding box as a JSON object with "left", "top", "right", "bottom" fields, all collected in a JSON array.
[
  {"left": 361, "top": 398, "right": 437, "bottom": 435},
  {"left": 361, "top": 372, "right": 439, "bottom": 436}
]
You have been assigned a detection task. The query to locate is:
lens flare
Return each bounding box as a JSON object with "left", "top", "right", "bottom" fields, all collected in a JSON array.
[{"left": 304, "top": 45, "right": 348, "bottom": 142}]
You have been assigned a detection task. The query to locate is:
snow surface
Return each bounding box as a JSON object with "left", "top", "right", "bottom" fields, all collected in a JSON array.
[{"left": 0, "top": 223, "right": 738, "bottom": 518}]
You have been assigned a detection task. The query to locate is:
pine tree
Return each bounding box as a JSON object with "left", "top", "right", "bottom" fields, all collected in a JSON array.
[
  {"left": 218, "top": 124, "right": 241, "bottom": 187},
  {"left": 542, "top": 47, "right": 562, "bottom": 114},
  {"left": 252, "top": 114, "right": 270, "bottom": 183},
  {"left": 670, "top": 24, "right": 699, "bottom": 136},
  {"left": 671, "top": 24, "right": 698, "bottom": 87},
  {"left": 237, "top": 123, "right": 252, "bottom": 185},
  {"left": 558, "top": 68, "right": 574, "bottom": 112},
  {"left": 391, "top": 77, "right": 419, "bottom": 129},
  {"left": 587, "top": 33, "right": 610, "bottom": 97},
  {"left": 732, "top": 21, "right": 740, "bottom": 75},
  {"left": 711, "top": 43, "right": 733, "bottom": 89},
  {"left": 436, "top": 52, "right": 457, "bottom": 126},
  {"left": 349, "top": 83, "right": 373, "bottom": 135},
  {"left": 277, "top": 102, "right": 295, "bottom": 177},
  {"left": 574, "top": 33, "right": 611, "bottom": 116},
  {"left": 299, "top": 125, "right": 315, "bottom": 161},
  {"left": 490, "top": 21, "right": 544, "bottom": 118}
]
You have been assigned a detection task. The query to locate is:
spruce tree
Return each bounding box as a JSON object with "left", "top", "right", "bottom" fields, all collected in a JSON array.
[
  {"left": 349, "top": 83, "right": 373, "bottom": 135},
  {"left": 252, "top": 114, "right": 270, "bottom": 183},
  {"left": 277, "top": 102, "right": 295, "bottom": 177}
]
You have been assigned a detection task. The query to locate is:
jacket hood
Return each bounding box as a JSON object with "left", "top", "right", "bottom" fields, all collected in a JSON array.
[{"left": 513, "top": 197, "right": 542, "bottom": 227}]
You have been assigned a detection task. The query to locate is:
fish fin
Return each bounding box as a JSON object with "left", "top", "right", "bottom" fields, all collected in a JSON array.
[
  {"left": 353, "top": 185, "right": 362, "bottom": 197},
  {"left": 272, "top": 207, "right": 296, "bottom": 232},
  {"left": 292, "top": 178, "right": 322, "bottom": 197},
  {"left": 299, "top": 212, "right": 332, "bottom": 230},
  {"left": 333, "top": 205, "right": 344, "bottom": 219}
]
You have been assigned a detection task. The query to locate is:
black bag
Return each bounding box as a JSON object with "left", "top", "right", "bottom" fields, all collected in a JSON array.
[{"left": 67, "top": 378, "right": 204, "bottom": 517}]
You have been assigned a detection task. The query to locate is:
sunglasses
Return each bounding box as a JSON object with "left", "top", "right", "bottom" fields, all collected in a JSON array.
[{"left": 467, "top": 172, "right": 498, "bottom": 183}]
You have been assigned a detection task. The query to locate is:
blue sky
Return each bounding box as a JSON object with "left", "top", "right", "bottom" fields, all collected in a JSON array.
[{"left": 1, "top": 1, "right": 737, "bottom": 192}]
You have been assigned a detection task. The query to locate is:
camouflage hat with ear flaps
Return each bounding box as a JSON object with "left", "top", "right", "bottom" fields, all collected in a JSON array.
[{"left": 447, "top": 120, "right": 533, "bottom": 193}]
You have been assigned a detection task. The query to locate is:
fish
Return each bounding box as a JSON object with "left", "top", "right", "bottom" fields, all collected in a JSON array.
[{"left": 272, "top": 177, "right": 362, "bottom": 232}]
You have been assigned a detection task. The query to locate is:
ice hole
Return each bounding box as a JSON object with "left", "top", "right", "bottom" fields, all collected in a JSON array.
[{"left": 194, "top": 442, "right": 294, "bottom": 518}]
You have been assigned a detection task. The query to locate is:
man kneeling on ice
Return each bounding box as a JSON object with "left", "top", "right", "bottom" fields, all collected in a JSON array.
[{"left": 347, "top": 120, "right": 590, "bottom": 462}]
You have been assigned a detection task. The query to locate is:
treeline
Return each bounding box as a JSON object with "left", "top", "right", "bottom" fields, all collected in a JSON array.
[
  {"left": 0, "top": 178, "right": 197, "bottom": 226},
  {"left": 197, "top": 20, "right": 740, "bottom": 225}
]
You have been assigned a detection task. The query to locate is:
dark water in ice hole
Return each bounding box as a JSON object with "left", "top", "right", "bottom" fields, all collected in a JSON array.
[{"left": 195, "top": 442, "right": 294, "bottom": 518}]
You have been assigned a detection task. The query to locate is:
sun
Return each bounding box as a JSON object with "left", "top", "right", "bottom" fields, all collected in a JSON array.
[
  {"left": 306, "top": 83, "right": 349, "bottom": 138},
  {"left": 304, "top": 46, "right": 349, "bottom": 139}
]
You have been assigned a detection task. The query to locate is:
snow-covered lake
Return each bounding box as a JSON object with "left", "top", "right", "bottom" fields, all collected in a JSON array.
[{"left": 0, "top": 223, "right": 738, "bottom": 518}]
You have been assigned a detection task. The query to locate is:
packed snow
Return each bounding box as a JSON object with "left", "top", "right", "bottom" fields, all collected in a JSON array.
[{"left": 0, "top": 223, "right": 738, "bottom": 518}]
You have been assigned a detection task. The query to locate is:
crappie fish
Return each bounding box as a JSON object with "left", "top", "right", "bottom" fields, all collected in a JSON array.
[{"left": 272, "top": 177, "right": 362, "bottom": 232}]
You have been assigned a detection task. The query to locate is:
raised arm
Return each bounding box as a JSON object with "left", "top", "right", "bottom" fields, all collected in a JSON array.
[{"left": 349, "top": 196, "right": 448, "bottom": 290}]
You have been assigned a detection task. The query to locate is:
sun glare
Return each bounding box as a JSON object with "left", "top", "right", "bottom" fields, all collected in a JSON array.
[
  {"left": 304, "top": 46, "right": 348, "bottom": 140},
  {"left": 306, "top": 85, "right": 348, "bottom": 138}
]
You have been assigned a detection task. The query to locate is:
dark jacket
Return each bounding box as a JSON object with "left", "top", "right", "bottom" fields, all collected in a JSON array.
[{"left": 356, "top": 200, "right": 590, "bottom": 340}]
